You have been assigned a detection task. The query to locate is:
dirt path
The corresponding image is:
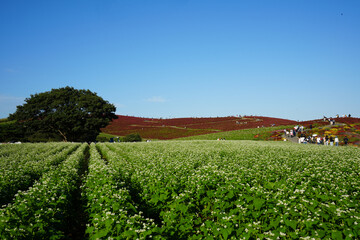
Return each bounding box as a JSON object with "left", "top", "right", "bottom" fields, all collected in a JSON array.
[{"left": 283, "top": 134, "right": 299, "bottom": 144}]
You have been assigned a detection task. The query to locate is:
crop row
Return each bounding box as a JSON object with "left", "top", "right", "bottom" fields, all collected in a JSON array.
[
  {"left": 82, "top": 143, "right": 159, "bottom": 239},
  {"left": 94, "top": 141, "right": 360, "bottom": 239},
  {"left": 0, "top": 143, "right": 87, "bottom": 239},
  {"left": 0, "top": 143, "right": 79, "bottom": 206}
]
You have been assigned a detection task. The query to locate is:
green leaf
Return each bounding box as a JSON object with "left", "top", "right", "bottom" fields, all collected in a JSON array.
[
  {"left": 343, "top": 229, "right": 355, "bottom": 239},
  {"left": 316, "top": 229, "right": 326, "bottom": 238},
  {"left": 221, "top": 229, "right": 229, "bottom": 239},
  {"left": 244, "top": 195, "right": 254, "bottom": 202},
  {"left": 253, "top": 198, "right": 265, "bottom": 210},
  {"left": 264, "top": 182, "right": 275, "bottom": 190},
  {"left": 305, "top": 220, "right": 318, "bottom": 229},
  {"left": 105, "top": 218, "right": 113, "bottom": 229},
  {"left": 112, "top": 202, "right": 120, "bottom": 212},
  {"left": 332, "top": 230, "right": 343, "bottom": 240},
  {"left": 194, "top": 217, "right": 202, "bottom": 225},
  {"left": 251, "top": 211, "right": 261, "bottom": 219},
  {"left": 205, "top": 220, "right": 213, "bottom": 228},
  {"left": 177, "top": 203, "right": 188, "bottom": 213},
  {"left": 159, "top": 193, "right": 167, "bottom": 201},
  {"left": 284, "top": 219, "right": 297, "bottom": 230},
  {"left": 151, "top": 195, "right": 159, "bottom": 205},
  {"left": 85, "top": 226, "right": 94, "bottom": 234},
  {"left": 179, "top": 224, "right": 188, "bottom": 232},
  {"left": 227, "top": 190, "right": 234, "bottom": 199},
  {"left": 320, "top": 212, "right": 330, "bottom": 221},
  {"left": 207, "top": 190, "right": 214, "bottom": 198},
  {"left": 269, "top": 217, "right": 281, "bottom": 229},
  {"left": 289, "top": 232, "right": 298, "bottom": 238},
  {"left": 93, "top": 229, "right": 109, "bottom": 239}
]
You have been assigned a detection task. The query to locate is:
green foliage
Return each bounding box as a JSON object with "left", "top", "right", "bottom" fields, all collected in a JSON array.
[
  {"left": 122, "top": 133, "right": 142, "bottom": 142},
  {"left": 26, "top": 131, "right": 63, "bottom": 142},
  {"left": 9, "top": 86, "right": 117, "bottom": 142},
  {"left": 83, "top": 144, "right": 159, "bottom": 239},
  {"left": 0, "top": 143, "right": 78, "bottom": 206},
  {"left": 93, "top": 141, "right": 360, "bottom": 239},
  {"left": 0, "top": 119, "right": 25, "bottom": 142},
  {"left": 1, "top": 141, "right": 360, "bottom": 239},
  {"left": 0, "top": 143, "right": 87, "bottom": 239},
  {"left": 95, "top": 132, "right": 118, "bottom": 142}
]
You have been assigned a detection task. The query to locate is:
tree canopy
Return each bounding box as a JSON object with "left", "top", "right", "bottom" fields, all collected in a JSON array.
[{"left": 9, "top": 86, "right": 117, "bottom": 142}]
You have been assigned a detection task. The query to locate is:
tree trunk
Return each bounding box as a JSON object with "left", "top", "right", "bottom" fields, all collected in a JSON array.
[{"left": 58, "top": 129, "right": 67, "bottom": 142}]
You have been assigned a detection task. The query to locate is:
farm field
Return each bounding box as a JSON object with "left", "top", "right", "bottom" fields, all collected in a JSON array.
[{"left": 1, "top": 141, "right": 360, "bottom": 239}]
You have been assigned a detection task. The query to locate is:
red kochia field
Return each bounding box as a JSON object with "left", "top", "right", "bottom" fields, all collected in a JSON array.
[{"left": 101, "top": 115, "right": 298, "bottom": 139}]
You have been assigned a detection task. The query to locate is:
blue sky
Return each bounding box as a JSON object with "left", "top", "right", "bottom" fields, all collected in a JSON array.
[{"left": 1, "top": 0, "right": 359, "bottom": 121}]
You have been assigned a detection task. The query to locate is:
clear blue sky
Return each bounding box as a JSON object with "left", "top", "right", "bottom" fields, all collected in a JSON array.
[{"left": 1, "top": 0, "right": 359, "bottom": 121}]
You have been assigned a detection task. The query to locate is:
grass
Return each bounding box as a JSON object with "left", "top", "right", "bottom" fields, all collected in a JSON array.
[{"left": 176, "top": 125, "right": 294, "bottom": 140}]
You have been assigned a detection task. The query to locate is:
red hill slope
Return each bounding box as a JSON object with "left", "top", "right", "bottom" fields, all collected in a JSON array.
[{"left": 101, "top": 115, "right": 298, "bottom": 140}]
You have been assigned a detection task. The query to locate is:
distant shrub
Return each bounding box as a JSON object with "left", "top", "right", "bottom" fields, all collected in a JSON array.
[
  {"left": 123, "top": 133, "right": 142, "bottom": 142},
  {"left": 96, "top": 136, "right": 109, "bottom": 142}
]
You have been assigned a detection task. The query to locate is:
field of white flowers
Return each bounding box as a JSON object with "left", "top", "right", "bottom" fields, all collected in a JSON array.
[{"left": 1, "top": 140, "right": 360, "bottom": 239}]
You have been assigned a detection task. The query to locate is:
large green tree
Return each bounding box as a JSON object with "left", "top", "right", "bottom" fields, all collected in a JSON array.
[{"left": 9, "top": 86, "right": 117, "bottom": 142}]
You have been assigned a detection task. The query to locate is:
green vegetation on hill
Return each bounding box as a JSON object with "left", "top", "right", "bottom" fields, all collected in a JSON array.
[{"left": 177, "top": 125, "right": 294, "bottom": 141}]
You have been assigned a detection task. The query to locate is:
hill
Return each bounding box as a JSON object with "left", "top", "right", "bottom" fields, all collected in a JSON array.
[
  {"left": 101, "top": 115, "right": 298, "bottom": 140},
  {"left": 101, "top": 115, "right": 360, "bottom": 145}
]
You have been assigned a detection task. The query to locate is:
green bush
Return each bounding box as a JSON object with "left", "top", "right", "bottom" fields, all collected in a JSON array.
[
  {"left": 123, "top": 133, "right": 142, "bottom": 142},
  {"left": 27, "top": 131, "right": 63, "bottom": 142},
  {"left": 0, "top": 120, "right": 25, "bottom": 142}
]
